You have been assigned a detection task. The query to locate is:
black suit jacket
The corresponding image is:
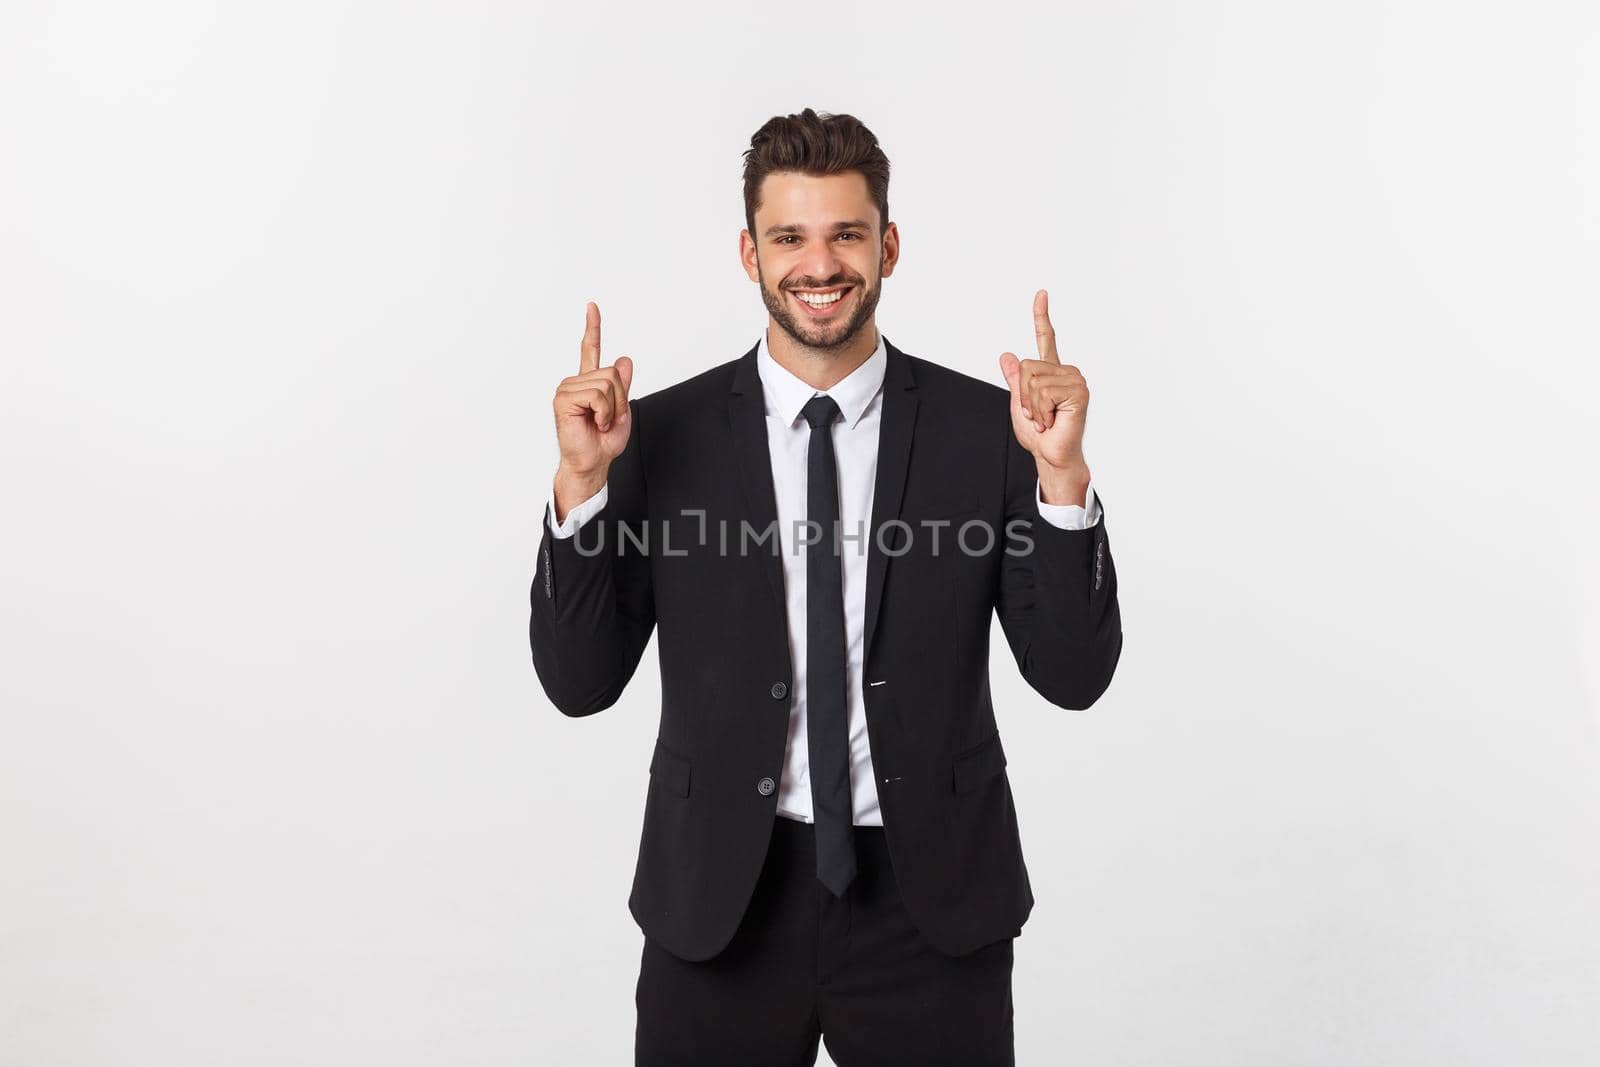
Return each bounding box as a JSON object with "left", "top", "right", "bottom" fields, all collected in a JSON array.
[{"left": 529, "top": 337, "right": 1122, "bottom": 962}]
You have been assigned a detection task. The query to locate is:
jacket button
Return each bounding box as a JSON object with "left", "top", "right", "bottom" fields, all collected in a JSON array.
[
  {"left": 757, "top": 776, "right": 776, "bottom": 796},
  {"left": 770, "top": 681, "right": 788, "bottom": 700}
]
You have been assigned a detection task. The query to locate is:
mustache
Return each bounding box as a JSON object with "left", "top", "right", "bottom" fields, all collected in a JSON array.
[{"left": 784, "top": 278, "right": 860, "bottom": 290}]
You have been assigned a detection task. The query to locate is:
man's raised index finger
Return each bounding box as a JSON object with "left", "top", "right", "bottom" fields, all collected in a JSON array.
[
  {"left": 581, "top": 301, "right": 601, "bottom": 373},
  {"left": 1032, "top": 288, "right": 1060, "bottom": 365}
]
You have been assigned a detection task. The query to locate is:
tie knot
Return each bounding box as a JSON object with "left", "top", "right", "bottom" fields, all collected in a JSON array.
[{"left": 801, "top": 394, "right": 841, "bottom": 430}]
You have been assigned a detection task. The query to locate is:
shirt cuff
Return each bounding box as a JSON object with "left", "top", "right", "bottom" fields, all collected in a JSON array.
[
  {"left": 546, "top": 481, "right": 609, "bottom": 539},
  {"left": 1035, "top": 478, "right": 1101, "bottom": 530}
]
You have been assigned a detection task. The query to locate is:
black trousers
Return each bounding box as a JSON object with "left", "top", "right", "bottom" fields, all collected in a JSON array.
[{"left": 635, "top": 815, "right": 1015, "bottom": 1066}]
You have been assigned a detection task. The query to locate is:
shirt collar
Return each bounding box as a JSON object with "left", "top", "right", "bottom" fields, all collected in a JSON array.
[{"left": 756, "top": 326, "right": 887, "bottom": 430}]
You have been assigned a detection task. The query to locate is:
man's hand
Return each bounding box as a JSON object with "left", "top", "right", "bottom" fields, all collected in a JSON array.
[
  {"left": 553, "top": 301, "right": 634, "bottom": 520},
  {"left": 998, "top": 289, "right": 1091, "bottom": 506}
]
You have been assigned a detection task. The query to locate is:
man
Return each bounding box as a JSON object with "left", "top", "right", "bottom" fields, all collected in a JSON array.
[{"left": 529, "top": 108, "right": 1122, "bottom": 1066}]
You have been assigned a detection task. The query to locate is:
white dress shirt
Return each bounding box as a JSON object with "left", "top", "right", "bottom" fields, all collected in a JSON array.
[{"left": 546, "top": 329, "right": 1101, "bottom": 826}]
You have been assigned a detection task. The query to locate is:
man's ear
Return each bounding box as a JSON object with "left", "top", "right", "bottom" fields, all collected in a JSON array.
[
  {"left": 880, "top": 221, "right": 900, "bottom": 278},
  {"left": 739, "top": 230, "right": 761, "bottom": 283}
]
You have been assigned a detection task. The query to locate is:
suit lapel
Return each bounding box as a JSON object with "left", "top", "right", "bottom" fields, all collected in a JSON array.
[
  {"left": 864, "top": 339, "right": 918, "bottom": 660},
  {"left": 727, "top": 342, "right": 789, "bottom": 625}
]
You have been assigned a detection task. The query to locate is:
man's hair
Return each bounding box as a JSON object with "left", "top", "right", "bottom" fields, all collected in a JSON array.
[{"left": 742, "top": 108, "right": 891, "bottom": 239}]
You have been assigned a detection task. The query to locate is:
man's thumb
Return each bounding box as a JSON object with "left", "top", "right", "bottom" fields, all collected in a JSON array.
[
  {"left": 998, "top": 352, "right": 1021, "bottom": 392},
  {"left": 614, "top": 355, "right": 635, "bottom": 392}
]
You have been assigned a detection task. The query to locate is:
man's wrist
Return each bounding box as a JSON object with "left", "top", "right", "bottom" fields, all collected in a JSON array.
[
  {"left": 1036, "top": 459, "right": 1091, "bottom": 507},
  {"left": 553, "top": 464, "right": 608, "bottom": 524}
]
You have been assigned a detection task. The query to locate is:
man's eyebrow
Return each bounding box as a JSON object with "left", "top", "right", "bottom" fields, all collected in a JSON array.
[{"left": 762, "top": 219, "right": 873, "bottom": 238}]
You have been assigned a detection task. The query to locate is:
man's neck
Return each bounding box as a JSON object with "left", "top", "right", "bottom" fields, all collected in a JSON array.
[{"left": 765, "top": 322, "right": 880, "bottom": 391}]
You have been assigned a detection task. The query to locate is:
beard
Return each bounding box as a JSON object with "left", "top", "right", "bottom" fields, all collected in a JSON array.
[{"left": 758, "top": 261, "right": 882, "bottom": 353}]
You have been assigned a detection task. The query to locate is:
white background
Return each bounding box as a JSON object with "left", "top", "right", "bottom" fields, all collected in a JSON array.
[{"left": 3, "top": 1, "right": 1598, "bottom": 1063}]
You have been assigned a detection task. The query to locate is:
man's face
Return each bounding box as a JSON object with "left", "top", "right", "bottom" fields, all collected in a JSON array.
[{"left": 742, "top": 170, "right": 898, "bottom": 352}]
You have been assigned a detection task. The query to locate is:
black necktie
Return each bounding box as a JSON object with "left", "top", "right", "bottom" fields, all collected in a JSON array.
[{"left": 800, "top": 394, "right": 856, "bottom": 898}]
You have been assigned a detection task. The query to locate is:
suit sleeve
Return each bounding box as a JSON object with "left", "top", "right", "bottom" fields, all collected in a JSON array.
[
  {"left": 995, "top": 431, "right": 1123, "bottom": 710},
  {"left": 528, "top": 402, "right": 656, "bottom": 718}
]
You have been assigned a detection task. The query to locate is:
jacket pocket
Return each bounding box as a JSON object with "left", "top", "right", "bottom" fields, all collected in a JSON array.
[
  {"left": 952, "top": 731, "right": 1007, "bottom": 794},
  {"left": 648, "top": 738, "right": 691, "bottom": 798}
]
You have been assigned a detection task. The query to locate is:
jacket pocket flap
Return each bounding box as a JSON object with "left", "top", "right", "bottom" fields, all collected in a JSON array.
[
  {"left": 952, "top": 733, "right": 1007, "bottom": 794},
  {"left": 649, "top": 738, "right": 691, "bottom": 797}
]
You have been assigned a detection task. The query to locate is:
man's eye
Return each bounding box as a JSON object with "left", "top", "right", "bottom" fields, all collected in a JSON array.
[
  {"left": 777, "top": 236, "right": 798, "bottom": 245},
  {"left": 838, "top": 233, "right": 859, "bottom": 241}
]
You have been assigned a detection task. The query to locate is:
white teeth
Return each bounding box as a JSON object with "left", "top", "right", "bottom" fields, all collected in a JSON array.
[{"left": 795, "top": 289, "right": 845, "bottom": 307}]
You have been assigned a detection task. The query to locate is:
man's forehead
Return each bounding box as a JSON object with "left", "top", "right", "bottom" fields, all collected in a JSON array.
[{"left": 755, "top": 172, "right": 876, "bottom": 231}]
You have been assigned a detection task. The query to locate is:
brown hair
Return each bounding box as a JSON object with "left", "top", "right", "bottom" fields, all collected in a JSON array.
[{"left": 742, "top": 108, "right": 891, "bottom": 239}]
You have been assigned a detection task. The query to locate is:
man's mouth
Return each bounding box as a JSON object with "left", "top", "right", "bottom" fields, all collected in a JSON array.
[{"left": 788, "top": 285, "right": 853, "bottom": 318}]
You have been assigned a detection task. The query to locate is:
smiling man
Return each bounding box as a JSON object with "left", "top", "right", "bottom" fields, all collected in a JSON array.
[{"left": 530, "top": 108, "right": 1123, "bottom": 1066}]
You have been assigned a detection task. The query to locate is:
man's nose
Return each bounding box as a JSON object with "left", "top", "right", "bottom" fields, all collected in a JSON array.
[{"left": 800, "top": 243, "right": 845, "bottom": 285}]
